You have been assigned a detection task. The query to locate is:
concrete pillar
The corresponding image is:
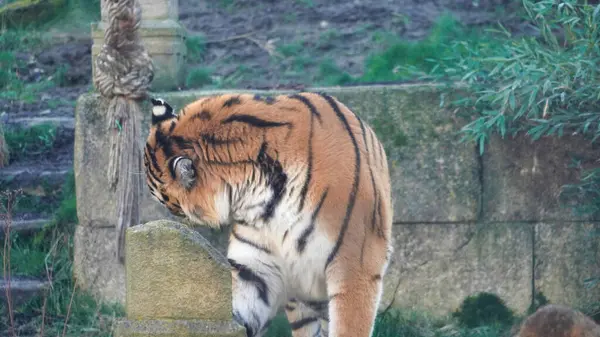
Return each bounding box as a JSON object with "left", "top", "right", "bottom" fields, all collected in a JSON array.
[
  {"left": 92, "top": 0, "right": 186, "bottom": 91},
  {"left": 114, "top": 220, "right": 245, "bottom": 337}
]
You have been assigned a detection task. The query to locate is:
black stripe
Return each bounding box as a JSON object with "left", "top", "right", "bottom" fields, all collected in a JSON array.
[
  {"left": 145, "top": 143, "right": 162, "bottom": 176},
  {"left": 318, "top": 93, "right": 361, "bottom": 271},
  {"left": 228, "top": 259, "right": 270, "bottom": 306},
  {"left": 232, "top": 229, "right": 272, "bottom": 254},
  {"left": 223, "top": 96, "right": 242, "bottom": 108},
  {"left": 289, "top": 317, "right": 318, "bottom": 331},
  {"left": 168, "top": 121, "right": 177, "bottom": 134},
  {"left": 192, "top": 110, "right": 212, "bottom": 120},
  {"left": 154, "top": 127, "right": 174, "bottom": 158},
  {"left": 304, "top": 300, "right": 329, "bottom": 312},
  {"left": 288, "top": 94, "right": 321, "bottom": 213},
  {"left": 288, "top": 94, "right": 322, "bottom": 123},
  {"left": 222, "top": 114, "right": 292, "bottom": 128},
  {"left": 201, "top": 133, "right": 244, "bottom": 146},
  {"left": 297, "top": 188, "right": 328, "bottom": 253},
  {"left": 257, "top": 142, "right": 287, "bottom": 221}
]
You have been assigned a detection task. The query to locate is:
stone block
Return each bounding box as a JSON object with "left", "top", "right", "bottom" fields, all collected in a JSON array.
[
  {"left": 73, "top": 225, "right": 126, "bottom": 304},
  {"left": 91, "top": 19, "right": 186, "bottom": 91},
  {"left": 534, "top": 222, "right": 600, "bottom": 309},
  {"left": 115, "top": 319, "right": 246, "bottom": 337},
  {"left": 483, "top": 134, "right": 600, "bottom": 222},
  {"left": 381, "top": 222, "right": 534, "bottom": 316},
  {"left": 114, "top": 219, "right": 246, "bottom": 337},
  {"left": 125, "top": 220, "right": 233, "bottom": 321},
  {"left": 74, "top": 94, "right": 171, "bottom": 228}
]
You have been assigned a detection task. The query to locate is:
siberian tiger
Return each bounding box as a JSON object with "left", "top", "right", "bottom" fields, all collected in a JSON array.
[{"left": 144, "top": 92, "right": 393, "bottom": 337}]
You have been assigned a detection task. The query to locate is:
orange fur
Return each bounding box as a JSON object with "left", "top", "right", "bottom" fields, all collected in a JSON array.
[
  {"left": 144, "top": 92, "right": 393, "bottom": 337},
  {"left": 516, "top": 305, "right": 600, "bottom": 337}
]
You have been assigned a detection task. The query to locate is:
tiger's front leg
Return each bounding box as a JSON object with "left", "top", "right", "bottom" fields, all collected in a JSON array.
[{"left": 227, "top": 225, "right": 286, "bottom": 337}]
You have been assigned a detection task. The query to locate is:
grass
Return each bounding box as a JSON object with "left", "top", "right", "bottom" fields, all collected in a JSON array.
[
  {"left": 1, "top": 172, "right": 124, "bottom": 337},
  {"left": 263, "top": 308, "right": 513, "bottom": 337},
  {"left": 4, "top": 123, "right": 57, "bottom": 163}
]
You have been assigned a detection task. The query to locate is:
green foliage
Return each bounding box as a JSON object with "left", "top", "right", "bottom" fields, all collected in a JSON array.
[
  {"left": 452, "top": 292, "right": 515, "bottom": 329},
  {"left": 428, "top": 1, "right": 600, "bottom": 155},
  {"left": 359, "top": 14, "right": 490, "bottom": 83},
  {"left": 4, "top": 123, "right": 57, "bottom": 162},
  {"left": 1, "top": 172, "right": 119, "bottom": 336},
  {"left": 527, "top": 291, "right": 550, "bottom": 315},
  {"left": 186, "top": 67, "right": 214, "bottom": 88},
  {"left": 265, "top": 308, "right": 511, "bottom": 337},
  {"left": 316, "top": 59, "right": 353, "bottom": 86},
  {"left": 186, "top": 35, "right": 207, "bottom": 63}
]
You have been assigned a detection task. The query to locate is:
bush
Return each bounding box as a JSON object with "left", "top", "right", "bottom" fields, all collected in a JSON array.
[
  {"left": 453, "top": 292, "right": 515, "bottom": 329},
  {"left": 186, "top": 68, "right": 213, "bottom": 88}
]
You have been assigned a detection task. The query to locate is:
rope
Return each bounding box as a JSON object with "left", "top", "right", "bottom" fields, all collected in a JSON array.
[
  {"left": 0, "top": 121, "right": 8, "bottom": 168},
  {"left": 93, "top": 0, "right": 154, "bottom": 264}
]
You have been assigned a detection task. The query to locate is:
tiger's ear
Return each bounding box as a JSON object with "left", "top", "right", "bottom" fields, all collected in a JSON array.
[
  {"left": 150, "top": 97, "right": 176, "bottom": 125},
  {"left": 170, "top": 156, "right": 196, "bottom": 189}
]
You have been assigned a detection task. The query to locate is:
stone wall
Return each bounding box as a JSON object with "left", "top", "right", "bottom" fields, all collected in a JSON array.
[{"left": 73, "top": 83, "right": 600, "bottom": 316}]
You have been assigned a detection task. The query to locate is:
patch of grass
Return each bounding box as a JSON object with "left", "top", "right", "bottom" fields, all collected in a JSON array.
[
  {"left": 4, "top": 123, "right": 57, "bottom": 163},
  {"left": 315, "top": 58, "right": 354, "bottom": 86},
  {"left": 1, "top": 173, "right": 119, "bottom": 337},
  {"left": 296, "top": 0, "right": 314, "bottom": 8},
  {"left": 278, "top": 41, "right": 304, "bottom": 58},
  {"left": 186, "top": 35, "right": 207, "bottom": 64},
  {"left": 265, "top": 307, "right": 512, "bottom": 337},
  {"left": 359, "top": 13, "right": 495, "bottom": 83},
  {"left": 186, "top": 67, "right": 214, "bottom": 88},
  {"left": 453, "top": 292, "right": 516, "bottom": 329}
]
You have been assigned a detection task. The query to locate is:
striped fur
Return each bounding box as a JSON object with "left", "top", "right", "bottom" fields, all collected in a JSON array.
[{"left": 144, "top": 92, "right": 394, "bottom": 337}]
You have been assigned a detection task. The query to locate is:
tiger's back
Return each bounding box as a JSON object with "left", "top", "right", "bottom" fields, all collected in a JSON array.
[{"left": 144, "top": 92, "right": 393, "bottom": 337}]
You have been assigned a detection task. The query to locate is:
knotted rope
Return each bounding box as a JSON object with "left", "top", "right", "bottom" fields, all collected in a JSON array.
[{"left": 93, "top": 0, "right": 154, "bottom": 263}]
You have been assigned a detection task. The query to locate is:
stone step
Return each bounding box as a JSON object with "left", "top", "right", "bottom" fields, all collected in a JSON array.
[
  {"left": 0, "top": 276, "right": 50, "bottom": 307},
  {"left": 0, "top": 163, "right": 72, "bottom": 199},
  {"left": 0, "top": 218, "right": 51, "bottom": 237},
  {"left": 5, "top": 116, "right": 75, "bottom": 131}
]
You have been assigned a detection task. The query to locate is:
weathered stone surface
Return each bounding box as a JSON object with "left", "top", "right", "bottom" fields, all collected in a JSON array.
[
  {"left": 380, "top": 222, "right": 533, "bottom": 315},
  {"left": 483, "top": 134, "right": 600, "bottom": 222},
  {"left": 115, "top": 319, "right": 246, "bottom": 337},
  {"left": 74, "top": 94, "right": 172, "bottom": 228},
  {"left": 73, "top": 225, "right": 126, "bottom": 304},
  {"left": 534, "top": 222, "right": 600, "bottom": 309},
  {"left": 126, "top": 220, "right": 233, "bottom": 321},
  {"left": 159, "top": 84, "right": 481, "bottom": 223}
]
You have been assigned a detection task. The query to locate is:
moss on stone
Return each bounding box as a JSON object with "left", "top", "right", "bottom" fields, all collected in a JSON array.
[{"left": 0, "top": 0, "right": 67, "bottom": 28}]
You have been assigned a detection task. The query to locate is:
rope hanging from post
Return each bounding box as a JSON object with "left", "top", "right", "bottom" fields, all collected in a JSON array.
[{"left": 93, "top": 0, "right": 154, "bottom": 264}]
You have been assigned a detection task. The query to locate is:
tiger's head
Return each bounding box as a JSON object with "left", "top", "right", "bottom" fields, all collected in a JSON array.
[{"left": 144, "top": 97, "right": 230, "bottom": 228}]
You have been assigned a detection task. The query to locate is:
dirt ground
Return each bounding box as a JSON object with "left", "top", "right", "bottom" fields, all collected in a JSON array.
[{"left": 0, "top": 0, "right": 527, "bottom": 121}]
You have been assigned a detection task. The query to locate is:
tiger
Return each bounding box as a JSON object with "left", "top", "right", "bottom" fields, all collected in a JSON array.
[
  {"left": 143, "top": 91, "right": 393, "bottom": 337},
  {"left": 515, "top": 304, "right": 600, "bottom": 337}
]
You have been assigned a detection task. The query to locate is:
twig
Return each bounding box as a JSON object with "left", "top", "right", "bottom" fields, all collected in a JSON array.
[
  {"left": 244, "top": 36, "right": 283, "bottom": 58},
  {"left": 2, "top": 190, "right": 20, "bottom": 337},
  {"left": 61, "top": 276, "right": 78, "bottom": 337},
  {"left": 202, "top": 31, "right": 256, "bottom": 44}
]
